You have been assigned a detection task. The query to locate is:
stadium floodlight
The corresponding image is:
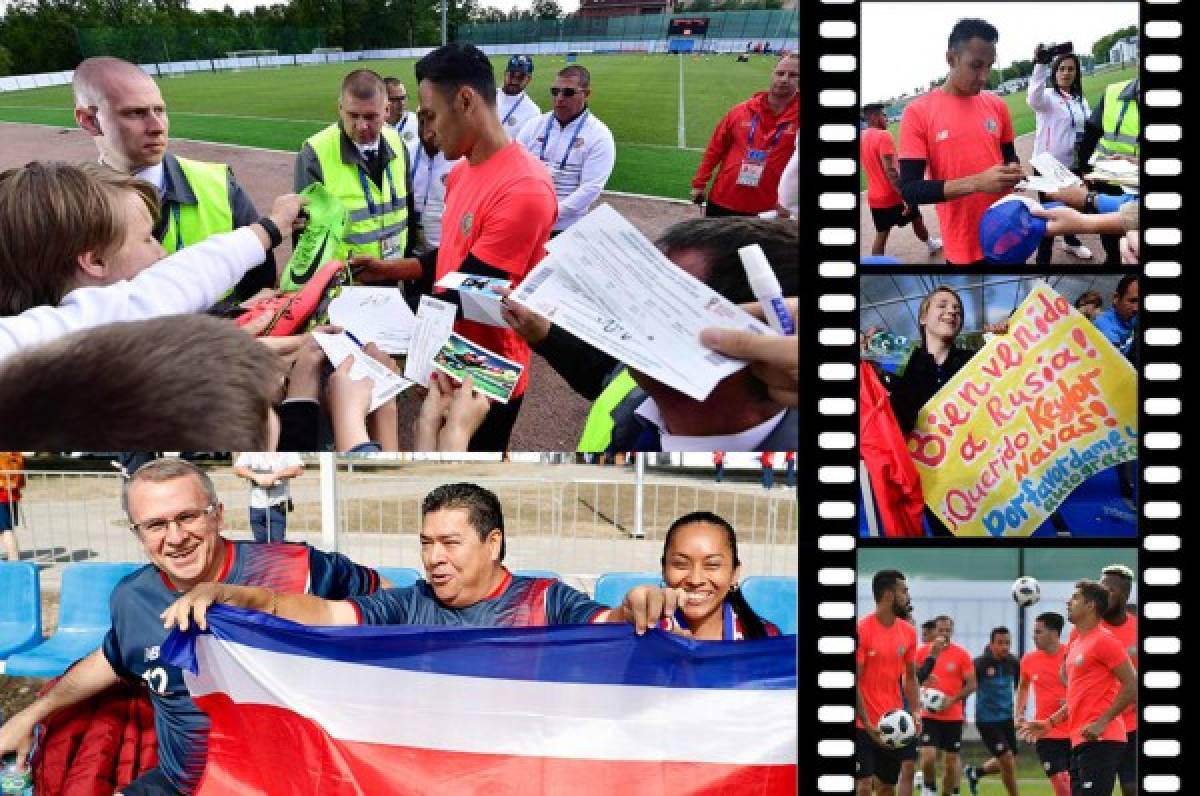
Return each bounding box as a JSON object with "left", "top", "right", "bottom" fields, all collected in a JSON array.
[{"left": 225, "top": 49, "right": 281, "bottom": 72}]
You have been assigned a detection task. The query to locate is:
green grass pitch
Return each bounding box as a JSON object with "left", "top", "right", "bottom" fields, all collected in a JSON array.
[{"left": 0, "top": 54, "right": 780, "bottom": 199}]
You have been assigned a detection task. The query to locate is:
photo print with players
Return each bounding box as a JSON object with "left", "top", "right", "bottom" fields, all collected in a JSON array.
[{"left": 805, "top": 0, "right": 1182, "bottom": 793}]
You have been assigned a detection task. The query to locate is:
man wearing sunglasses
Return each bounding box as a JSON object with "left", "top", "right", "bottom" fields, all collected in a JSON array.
[
  {"left": 384, "top": 76, "right": 419, "bottom": 145},
  {"left": 515, "top": 64, "right": 616, "bottom": 233},
  {"left": 0, "top": 458, "right": 388, "bottom": 796},
  {"left": 496, "top": 55, "right": 541, "bottom": 138}
]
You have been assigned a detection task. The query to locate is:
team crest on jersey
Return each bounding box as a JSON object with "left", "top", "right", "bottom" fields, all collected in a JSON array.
[
  {"left": 461, "top": 213, "right": 473, "bottom": 236},
  {"left": 985, "top": 117, "right": 998, "bottom": 133},
  {"left": 897, "top": 644, "right": 907, "bottom": 656},
  {"left": 1075, "top": 653, "right": 1085, "bottom": 666},
  {"left": 867, "top": 649, "right": 878, "bottom": 657},
  {"left": 144, "top": 646, "right": 160, "bottom": 662},
  {"left": 947, "top": 663, "right": 957, "bottom": 672},
  {"left": 936, "top": 129, "right": 950, "bottom": 142}
]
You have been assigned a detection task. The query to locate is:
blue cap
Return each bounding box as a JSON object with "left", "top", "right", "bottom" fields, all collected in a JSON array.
[
  {"left": 979, "top": 195, "right": 1063, "bottom": 264},
  {"left": 506, "top": 55, "right": 533, "bottom": 74}
]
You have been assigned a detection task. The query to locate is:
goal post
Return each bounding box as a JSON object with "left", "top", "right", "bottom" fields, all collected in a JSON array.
[
  {"left": 310, "top": 46, "right": 345, "bottom": 65},
  {"left": 225, "top": 49, "right": 281, "bottom": 71}
]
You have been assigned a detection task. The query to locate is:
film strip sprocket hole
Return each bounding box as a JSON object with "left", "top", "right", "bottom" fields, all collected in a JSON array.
[{"left": 805, "top": 1, "right": 1184, "bottom": 793}]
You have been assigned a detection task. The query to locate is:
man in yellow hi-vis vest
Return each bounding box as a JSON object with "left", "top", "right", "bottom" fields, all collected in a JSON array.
[
  {"left": 295, "top": 69, "right": 412, "bottom": 277},
  {"left": 72, "top": 57, "right": 275, "bottom": 302},
  {"left": 1076, "top": 77, "right": 1139, "bottom": 265}
]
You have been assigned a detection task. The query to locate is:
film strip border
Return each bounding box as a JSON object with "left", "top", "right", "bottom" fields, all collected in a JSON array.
[{"left": 802, "top": 1, "right": 1186, "bottom": 793}]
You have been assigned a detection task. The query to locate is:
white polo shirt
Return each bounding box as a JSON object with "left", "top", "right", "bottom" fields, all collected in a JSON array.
[
  {"left": 405, "top": 139, "right": 459, "bottom": 251},
  {"left": 496, "top": 90, "right": 541, "bottom": 139},
  {"left": 389, "top": 112, "right": 420, "bottom": 147},
  {"left": 515, "top": 108, "right": 617, "bottom": 231}
]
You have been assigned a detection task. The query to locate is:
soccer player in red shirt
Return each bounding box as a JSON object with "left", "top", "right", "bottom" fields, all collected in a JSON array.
[
  {"left": 897, "top": 18, "right": 1025, "bottom": 265},
  {"left": 856, "top": 570, "right": 920, "bottom": 796},
  {"left": 1064, "top": 565, "right": 1139, "bottom": 796},
  {"left": 1015, "top": 612, "right": 1071, "bottom": 796},
  {"left": 861, "top": 103, "right": 940, "bottom": 258},
  {"left": 347, "top": 43, "right": 558, "bottom": 451},
  {"left": 1021, "top": 581, "right": 1137, "bottom": 796},
  {"left": 915, "top": 615, "right": 975, "bottom": 796}
]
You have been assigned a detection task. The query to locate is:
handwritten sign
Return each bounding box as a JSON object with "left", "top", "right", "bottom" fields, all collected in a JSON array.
[{"left": 909, "top": 282, "right": 1137, "bottom": 537}]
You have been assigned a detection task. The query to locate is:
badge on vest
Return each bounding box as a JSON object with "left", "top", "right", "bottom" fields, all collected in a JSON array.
[{"left": 381, "top": 233, "right": 404, "bottom": 260}]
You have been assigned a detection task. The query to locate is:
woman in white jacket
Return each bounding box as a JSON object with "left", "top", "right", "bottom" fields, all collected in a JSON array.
[{"left": 1027, "top": 46, "right": 1091, "bottom": 263}]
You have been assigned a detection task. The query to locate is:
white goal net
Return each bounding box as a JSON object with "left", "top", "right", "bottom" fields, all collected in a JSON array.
[{"left": 225, "top": 49, "right": 280, "bottom": 71}]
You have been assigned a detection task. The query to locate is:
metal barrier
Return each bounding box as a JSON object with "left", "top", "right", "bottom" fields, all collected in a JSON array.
[{"left": 7, "top": 463, "right": 798, "bottom": 587}]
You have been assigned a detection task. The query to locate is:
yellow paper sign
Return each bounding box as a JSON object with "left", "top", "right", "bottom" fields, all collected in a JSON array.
[{"left": 908, "top": 282, "right": 1137, "bottom": 537}]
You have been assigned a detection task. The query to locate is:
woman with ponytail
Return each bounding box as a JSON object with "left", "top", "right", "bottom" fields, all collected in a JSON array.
[{"left": 659, "top": 511, "right": 779, "bottom": 640}]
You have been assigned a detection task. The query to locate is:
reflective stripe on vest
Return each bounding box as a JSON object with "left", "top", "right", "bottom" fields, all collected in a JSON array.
[
  {"left": 1097, "top": 80, "right": 1139, "bottom": 157},
  {"left": 161, "top": 157, "right": 234, "bottom": 254},
  {"left": 576, "top": 369, "right": 638, "bottom": 453},
  {"left": 306, "top": 124, "right": 409, "bottom": 259}
]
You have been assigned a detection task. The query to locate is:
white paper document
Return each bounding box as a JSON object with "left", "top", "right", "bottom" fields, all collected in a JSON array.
[
  {"left": 1029, "top": 152, "right": 1082, "bottom": 188},
  {"left": 510, "top": 203, "right": 777, "bottom": 402},
  {"left": 311, "top": 331, "right": 413, "bottom": 412},
  {"left": 403, "top": 295, "right": 458, "bottom": 387},
  {"left": 327, "top": 287, "right": 417, "bottom": 355},
  {"left": 434, "top": 272, "right": 510, "bottom": 327}
]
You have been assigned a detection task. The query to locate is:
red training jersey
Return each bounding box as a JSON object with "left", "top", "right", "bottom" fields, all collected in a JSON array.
[
  {"left": 1069, "top": 612, "right": 1137, "bottom": 733},
  {"left": 898, "top": 88, "right": 1014, "bottom": 263},
  {"left": 436, "top": 143, "right": 557, "bottom": 398},
  {"left": 1020, "top": 646, "right": 1070, "bottom": 741},
  {"left": 861, "top": 126, "right": 903, "bottom": 209},
  {"left": 692, "top": 92, "right": 799, "bottom": 213},
  {"left": 1064, "top": 626, "right": 1129, "bottom": 747},
  {"left": 856, "top": 613, "right": 918, "bottom": 729},
  {"left": 915, "top": 641, "right": 973, "bottom": 721}
]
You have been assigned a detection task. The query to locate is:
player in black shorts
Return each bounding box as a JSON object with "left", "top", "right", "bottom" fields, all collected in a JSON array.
[
  {"left": 856, "top": 730, "right": 918, "bottom": 795},
  {"left": 861, "top": 103, "right": 943, "bottom": 258}
]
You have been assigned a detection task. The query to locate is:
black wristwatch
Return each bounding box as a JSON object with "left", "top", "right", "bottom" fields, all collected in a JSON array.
[
  {"left": 1085, "top": 190, "right": 1098, "bottom": 213},
  {"left": 257, "top": 216, "right": 283, "bottom": 249}
]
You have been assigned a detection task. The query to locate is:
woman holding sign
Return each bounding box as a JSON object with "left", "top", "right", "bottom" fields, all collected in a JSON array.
[{"left": 883, "top": 286, "right": 1072, "bottom": 538}]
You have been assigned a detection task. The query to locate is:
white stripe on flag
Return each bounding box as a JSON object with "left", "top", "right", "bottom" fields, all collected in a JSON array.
[{"left": 186, "top": 637, "right": 797, "bottom": 765}]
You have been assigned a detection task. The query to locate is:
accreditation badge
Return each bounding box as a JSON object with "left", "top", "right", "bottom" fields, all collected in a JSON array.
[
  {"left": 736, "top": 148, "right": 767, "bottom": 187},
  {"left": 380, "top": 233, "right": 404, "bottom": 260}
]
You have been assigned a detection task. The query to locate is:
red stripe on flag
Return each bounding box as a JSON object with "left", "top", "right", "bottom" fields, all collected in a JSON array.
[{"left": 195, "top": 694, "right": 797, "bottom": 795}]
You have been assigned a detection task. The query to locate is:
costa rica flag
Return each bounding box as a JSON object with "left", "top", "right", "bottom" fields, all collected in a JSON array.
[{"left": 163, "top": 605, "right": 797, "bottom": 795}]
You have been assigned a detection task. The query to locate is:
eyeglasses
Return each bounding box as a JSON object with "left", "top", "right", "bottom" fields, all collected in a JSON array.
[
  {"left": 390, "top": 95, "right": 407, "bottom": 102},
  {"left": 131, "top": 504, "right": 216, "bottom": 535},
  {"left": 549, "top": 87, "right": 581, "bottom": 98}
]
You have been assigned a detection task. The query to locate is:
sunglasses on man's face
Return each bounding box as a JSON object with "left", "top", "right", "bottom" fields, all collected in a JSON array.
[
  {"left": 390, "top": 95, "right": 407, "bottom": 102},
  {"left": 549, "top": 87, "right": 581, "bottom": 98}
]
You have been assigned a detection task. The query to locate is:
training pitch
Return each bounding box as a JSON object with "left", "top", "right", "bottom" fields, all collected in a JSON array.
[{"left": 0, "top": 53, "right": 779, "bottom": 199}]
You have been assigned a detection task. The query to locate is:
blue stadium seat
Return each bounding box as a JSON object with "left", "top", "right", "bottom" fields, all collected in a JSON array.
[
  {"left": 741, "top": 576, "right": 797, "bottom": 636},
  {"left": 514, "top": 569, "right": 560, "bottom": 581},
  {"left": 4, "top": 562, "right": 140, "bottom": 678},
  {"left": 0, "top": 561, "right": 42, "bottom": 662},
  {"left": 593, "top": 572, "right": 661, "bottom": 608},
  {"left": 376, "top": 567, "right": 421, "bottom": 588}
]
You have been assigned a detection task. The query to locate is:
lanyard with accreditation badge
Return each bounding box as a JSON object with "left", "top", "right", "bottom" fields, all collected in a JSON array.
[
  {"left": 409, "top": 146, "right": 437, "bottom": 214},
  {"left": 356, "top": 154, "right": 402, "bottom": 259},
  {"left": 539, "top": 110, "right": 589, "bottom": 171},
  {"left": 737, "top": 113, "right": 791, "bottom": 187},
  {"left": 501, "top": 92, "right": 527, "bottom": 126}
]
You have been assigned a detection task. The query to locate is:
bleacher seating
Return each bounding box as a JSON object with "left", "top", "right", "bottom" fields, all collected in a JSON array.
[
  {"left": 376, "top": 567, "right": 421, "bottom": 588},
  {"left": 0, "top": 561, "right": 42, "bottom": 664},
  {"left": 741, "top": 576, "right": 797, "bottom": 635},
  {"left": 4, "top": 562, "right": 140, "bottom": 677},
  {"left": 593, "top": 572, "right": 661, "bottom": 608}
]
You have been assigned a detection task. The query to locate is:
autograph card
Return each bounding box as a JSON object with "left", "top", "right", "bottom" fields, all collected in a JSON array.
[
  {"left": 431, "top": 333, "right": 524, "bottom": 404},
  {"left": 434, "top": 272, "right": 510, "bottom": 327},
  {"left": 311, "top": 331, "right": 413, "bottom": 411},
  {"left": 403, "top": 295, "right": 458, "bottom": 387}
]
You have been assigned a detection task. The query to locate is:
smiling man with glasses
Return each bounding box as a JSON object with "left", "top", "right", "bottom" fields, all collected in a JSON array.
[
  {"left": 0, "top": 458, "right": 387, "bottom": 796},
  {"left": 515, "top": 63, "right": 616, "bottom": 234}
]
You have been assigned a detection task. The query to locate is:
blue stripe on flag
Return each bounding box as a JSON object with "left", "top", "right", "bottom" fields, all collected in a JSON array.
[{"left": 163, "top": 605, "right": 796, "bottom": 690}]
